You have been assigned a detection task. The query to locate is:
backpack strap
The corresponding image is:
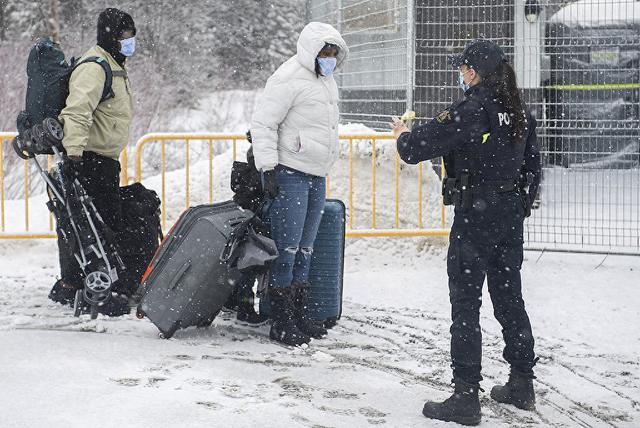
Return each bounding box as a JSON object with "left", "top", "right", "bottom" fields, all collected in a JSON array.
[{"left": 73, "top": 56, "right": 115, "bottom": 103}]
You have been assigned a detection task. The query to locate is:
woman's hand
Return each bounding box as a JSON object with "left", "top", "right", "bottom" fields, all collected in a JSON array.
[
  {"left": 390, "top": 116, "right": 410, "bottom": 139},
  {"left": 262, "top": 169, "right": 279, "bottom": 199}
]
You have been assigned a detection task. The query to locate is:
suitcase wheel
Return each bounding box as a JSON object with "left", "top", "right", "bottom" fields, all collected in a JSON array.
[
  {"left": 159, "top": 324, "right": 179, "bottom": 339},
  {"left": 135, "top": 306, "right": 145, "bottom": 319}
]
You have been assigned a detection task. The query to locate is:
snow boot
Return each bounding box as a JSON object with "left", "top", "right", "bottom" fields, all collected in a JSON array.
[
  {"left": 236, "top": 297, "right": 269, "bottom": 326},
  {"left": 269, "top": 287, "right": 311, "bottom": 346},
  {"left": 222, "top": 286, "right": 240, "bottom": 313},
  {"left": 235, "top": 281, "right": 268, "bottom": 325},
  {"left": 291, "top": 281, "right": 327, "bottom": 339},
  {"left": 490, "top": 370, "right": 536, "bottom": 410},
  {"left": 422, "top": 380, "right": 482, "bottom": 426},
  {"left": 48, "top": 280, "right": 78, "bottom": 306},
  {"left": 237, "top": 307, "right": 269, "bottom": 325}
]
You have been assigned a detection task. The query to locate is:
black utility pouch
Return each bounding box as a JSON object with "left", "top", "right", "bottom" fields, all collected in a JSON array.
[{"left": 442, "top": 177, "right": 458, "bottom": 206}]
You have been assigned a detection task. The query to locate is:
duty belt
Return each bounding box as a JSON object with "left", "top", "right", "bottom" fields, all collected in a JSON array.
[{"left": 442, "top": 173, "right": 519, "bottom": 209}]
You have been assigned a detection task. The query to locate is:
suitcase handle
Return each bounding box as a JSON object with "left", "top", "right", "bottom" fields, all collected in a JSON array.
[
  {"left": 229, "top": 217, "right": 246, "bottom": 228},
  {"left": 168, "top": 260, "right": 191, "bottom": 290}
]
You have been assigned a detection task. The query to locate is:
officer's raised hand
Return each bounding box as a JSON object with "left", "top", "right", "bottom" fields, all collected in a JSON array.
[{"left": 390, "top": 116, "right": 410, "bottom": 139}]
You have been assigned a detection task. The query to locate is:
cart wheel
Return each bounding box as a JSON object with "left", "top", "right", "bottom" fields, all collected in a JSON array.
[
  {"left": 43, "top": 117, "right": 64, "bottom": 142},
  {"left": 31, "top": 124, "right": 46, "bottom": 152},
  {"left": 12, "top": 137, "right": 33, "bottom": 160}
]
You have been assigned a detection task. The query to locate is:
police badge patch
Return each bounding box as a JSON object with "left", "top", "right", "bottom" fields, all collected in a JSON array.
[{"left": 436, "top": 109, "right": 452, "bottom": 124}]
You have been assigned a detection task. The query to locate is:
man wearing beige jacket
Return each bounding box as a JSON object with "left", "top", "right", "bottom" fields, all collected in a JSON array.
[{"left": 48, "top": 8, "right": 136, "bottom": 316}]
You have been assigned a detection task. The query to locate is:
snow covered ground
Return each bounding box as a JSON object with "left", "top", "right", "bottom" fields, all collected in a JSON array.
[
  {"left": 1, "top": 238, "right": 638, "bottom": 428},
  {"left": 1, "top": 114, "right": 638, "bottom": 426}
]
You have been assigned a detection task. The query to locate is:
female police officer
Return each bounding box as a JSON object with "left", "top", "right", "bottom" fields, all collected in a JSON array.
[{"left": 391, "top": 39, "right": 541, "bottom": 426}]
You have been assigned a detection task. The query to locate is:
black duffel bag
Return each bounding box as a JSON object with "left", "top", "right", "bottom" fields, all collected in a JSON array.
[{"left": 115, "top": 183, "right": 162, "bottom": 296}]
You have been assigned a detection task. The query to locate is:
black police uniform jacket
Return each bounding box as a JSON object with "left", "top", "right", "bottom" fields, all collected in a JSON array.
[{"left": 397, "top": 84, "right": 541, "bottom": 208}]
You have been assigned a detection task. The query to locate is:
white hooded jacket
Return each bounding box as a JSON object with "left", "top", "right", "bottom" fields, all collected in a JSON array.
[{"left": 250, "top": 22, "right": 349, "bottom": 177}]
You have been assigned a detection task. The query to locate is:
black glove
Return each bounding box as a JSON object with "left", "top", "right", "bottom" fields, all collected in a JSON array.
[
  {"left": 262, "top": 169, "right": 279, "bottom": 199},
  {"left": 61, "top": 155, "right": 83, "bottom": 180}
]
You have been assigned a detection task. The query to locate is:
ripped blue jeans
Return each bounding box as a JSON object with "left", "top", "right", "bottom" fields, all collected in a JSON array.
[{"left": 266, "top": 166, "right": 326, "bottom": 289}]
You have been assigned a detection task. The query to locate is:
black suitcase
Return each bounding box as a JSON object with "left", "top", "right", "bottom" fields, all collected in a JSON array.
[{"left": 136, "top": 201, "right": 252, "bottom": 338}]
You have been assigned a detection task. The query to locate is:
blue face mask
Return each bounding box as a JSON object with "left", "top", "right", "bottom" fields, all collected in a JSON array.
[
  {"left": 120, "top": 37, "right": 136, "bottom": 57},
  {"left": 318, "top": 57, "right": 337, "bottom": 77},
  {"left": 458, "top": 71, "right": 470, "bottom": 92}
]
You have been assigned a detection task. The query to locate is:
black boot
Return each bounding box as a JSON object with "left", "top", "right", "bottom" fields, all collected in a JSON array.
[
  {"left": 48, "top": 280, "right": 78, "bottom": 306},
  {"left": 490, "top": 370, "right": 536, "bottom": 410},
  {"left": 222, "top": 285, "right": 240, "bottom": 312},
  {"left": 422, "top": 380, "right": 481, "bottom": 426},
  {"left": 269, "top": 287, "right": 311, "bottom": 346},
  {"left": 291, "top": 281, "right": 327, "bottom": 339},
  {"left": 236, "top": 291, "right": 269, "bottom": 326}
]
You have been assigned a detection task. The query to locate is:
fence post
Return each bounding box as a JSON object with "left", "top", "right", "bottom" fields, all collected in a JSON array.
[{"left": 406, "top": 0, "right": 415, "bottom": 114}]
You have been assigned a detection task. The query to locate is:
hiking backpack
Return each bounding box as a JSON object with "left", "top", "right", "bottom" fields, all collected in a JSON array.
[{"left": 16, "top": 37, "right": 116, "bottom": 151}]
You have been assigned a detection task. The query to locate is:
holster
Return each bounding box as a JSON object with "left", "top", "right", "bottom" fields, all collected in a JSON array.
[
  {"left": 442, "top": 172, "right": 472, "bottom": 210},
  {"left": 442, "top": 177, "right": 458, "bottom": 206},
  {"left": 519, "top": 172, "right": 534, "bottom": 218}
]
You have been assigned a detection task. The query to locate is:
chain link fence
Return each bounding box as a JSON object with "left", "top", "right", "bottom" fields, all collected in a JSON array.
[
  {"left": 308, "top": 0, "right": 640, "bottom": 254},
  {"left": 308, "top": 0, "right": 413, "bottom": 128}
]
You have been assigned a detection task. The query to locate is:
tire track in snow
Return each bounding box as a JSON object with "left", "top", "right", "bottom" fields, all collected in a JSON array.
[
  {"left": 332, "top": 313, "right": 540, "bottom": 427},
  {"left": 340, "top": 303, "right": 630, "bottom": 428}
]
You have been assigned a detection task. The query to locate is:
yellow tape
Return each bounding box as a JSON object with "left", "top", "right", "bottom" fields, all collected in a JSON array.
[{"left": 546, "top": 83, "right": 640, "bottom": 91}]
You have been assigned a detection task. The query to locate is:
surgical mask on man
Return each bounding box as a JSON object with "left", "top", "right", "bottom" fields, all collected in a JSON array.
[
  {"left": 318, "top": 57, "right": 337, "bottom": 77},
  {"left": 120, "top": 36, "right": 136, "bottom": 57}
]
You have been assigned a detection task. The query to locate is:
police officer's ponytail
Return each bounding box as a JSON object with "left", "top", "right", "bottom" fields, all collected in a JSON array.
[{"left": 483, "top": 60, "right": 526, "bottom": 144}]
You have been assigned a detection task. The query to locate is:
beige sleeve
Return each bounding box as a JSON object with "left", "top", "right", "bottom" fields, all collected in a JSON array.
[{"left": 58, "top": 62, "right": 106, "bottom": 157}]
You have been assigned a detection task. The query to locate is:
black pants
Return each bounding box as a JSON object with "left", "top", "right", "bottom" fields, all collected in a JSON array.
[
  {"left": 446, "top": 191, "right": 536, "bottom": 385},
  {"left": 57, "top": 152, "right": 122, "bottom": 288}
]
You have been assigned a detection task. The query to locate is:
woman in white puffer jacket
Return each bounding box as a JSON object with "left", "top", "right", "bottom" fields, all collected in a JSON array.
[{"left": 250, "top": 22, "right": 348, "bottom": 346}]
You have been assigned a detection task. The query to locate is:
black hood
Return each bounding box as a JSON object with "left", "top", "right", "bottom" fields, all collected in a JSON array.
[{"left": 97, "top": 8, "right": 136, "bottom": 66}]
